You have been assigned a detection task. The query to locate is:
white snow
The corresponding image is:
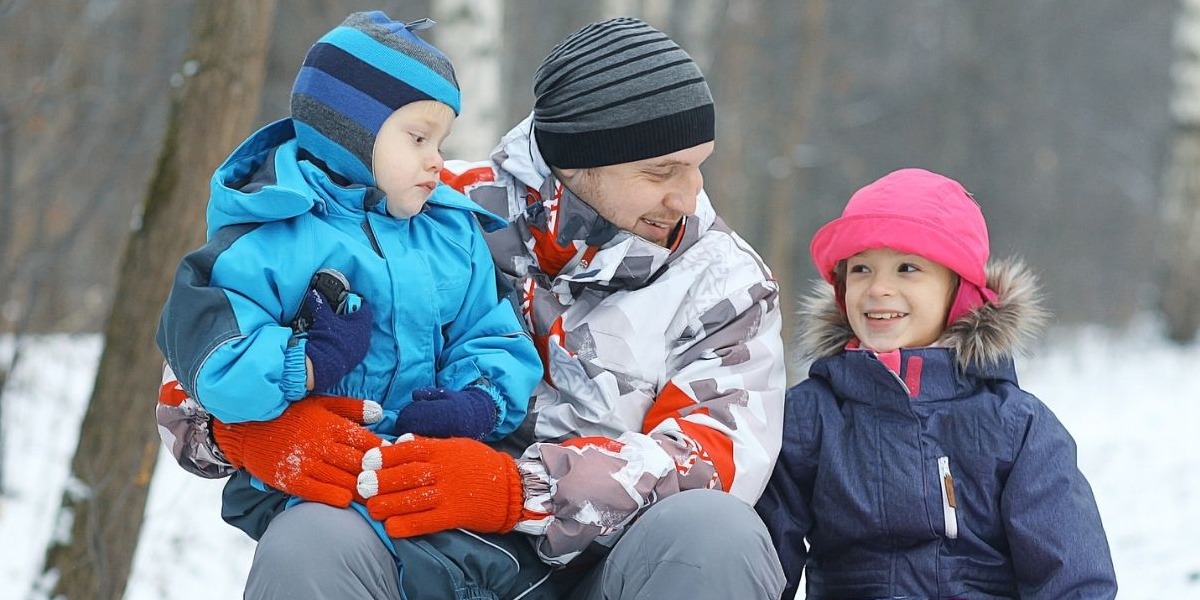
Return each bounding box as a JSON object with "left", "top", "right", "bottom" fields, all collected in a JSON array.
[{"left": 0, "top": 319, "right": 1198, "bottom": 598}]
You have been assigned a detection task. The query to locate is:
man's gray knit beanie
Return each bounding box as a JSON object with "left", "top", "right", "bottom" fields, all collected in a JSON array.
[{"left": 532, "top": 17, "right": 714, "bottom": 169}]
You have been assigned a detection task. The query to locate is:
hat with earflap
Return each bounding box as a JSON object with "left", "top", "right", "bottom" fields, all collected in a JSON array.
[
  {"left": 290, "top": 12, "right": 460, "bottom": 187},
  {"left": 810, "top": 168, "right": 999, "bottom": 323}
]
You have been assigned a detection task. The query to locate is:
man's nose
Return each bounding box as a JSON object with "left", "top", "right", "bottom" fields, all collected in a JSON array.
[{"left": 664, "top": 170, "right": 702, "bottom": 214}]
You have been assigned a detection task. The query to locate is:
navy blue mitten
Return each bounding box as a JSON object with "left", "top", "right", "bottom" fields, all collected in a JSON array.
[
  {"left": 303, "top": 288, "right": 373, "bottom": 392},
  {"left": 396, "top": 386, "right": 498, "bottom": 439}
]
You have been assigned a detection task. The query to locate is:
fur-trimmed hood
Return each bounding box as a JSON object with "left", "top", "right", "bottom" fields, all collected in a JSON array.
[{"left": 795, "top": 258, "right": 1050, "bottom": 371}]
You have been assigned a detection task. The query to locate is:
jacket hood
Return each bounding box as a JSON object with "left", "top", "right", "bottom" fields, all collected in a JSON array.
[
  {"left": 206, "top": 120, "right": 322, "bottom": 239},
  {"left": 796, "top": 258, "right": 1049, "bottom": 371},
  {"left": 206, "top": 119, "right": 504, "bottom": 239}
]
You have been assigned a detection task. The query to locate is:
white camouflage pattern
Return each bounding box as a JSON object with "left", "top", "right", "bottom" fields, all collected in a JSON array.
[{"left": 443, "top": 114, "right": 786, "bottom": 565}]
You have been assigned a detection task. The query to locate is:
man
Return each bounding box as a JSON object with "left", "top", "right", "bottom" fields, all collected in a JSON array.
[{"left": 161, "top": 16, "right": 786, "bottom": 600}]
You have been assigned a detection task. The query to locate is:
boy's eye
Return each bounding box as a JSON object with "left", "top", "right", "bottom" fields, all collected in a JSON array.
[{"left": 411, "top": 132, "right": 427, "bottom": 144}]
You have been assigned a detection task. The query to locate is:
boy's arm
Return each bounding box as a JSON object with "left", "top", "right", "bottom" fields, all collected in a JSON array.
[
  {"left": 432, "top": 217, "right": 541, "bottom": 440},
  {"left": 1002, "top": 400, "right": 1117, "bottom": 599},
  {"left": 156, "top": 223, "right": 308, "bottom": 423}
]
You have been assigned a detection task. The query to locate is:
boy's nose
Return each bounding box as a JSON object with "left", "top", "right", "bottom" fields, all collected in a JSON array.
[{"left": 428, "top": 152, "right": 444, "bottom": 172}]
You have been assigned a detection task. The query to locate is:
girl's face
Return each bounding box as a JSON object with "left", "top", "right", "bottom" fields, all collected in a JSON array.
[
  {"left": 372, "top": 100, "right": 454, "bottom": 218},
  {"left": 842, "top": 247, "right": 958, "bottom": 352}
]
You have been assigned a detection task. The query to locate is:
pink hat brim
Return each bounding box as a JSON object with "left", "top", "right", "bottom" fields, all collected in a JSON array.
[{"left": 810, "top": 213, "right": 989, "bottom": 290}]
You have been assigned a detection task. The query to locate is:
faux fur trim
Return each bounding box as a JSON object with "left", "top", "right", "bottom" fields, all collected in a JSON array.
[{"left": 794, "top": 258, "right": 1050, "bottom": 371}]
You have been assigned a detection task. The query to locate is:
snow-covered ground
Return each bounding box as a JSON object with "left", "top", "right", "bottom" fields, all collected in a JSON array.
[{"left": 1, "top": 319, "right": 1198, "bottom": 599}]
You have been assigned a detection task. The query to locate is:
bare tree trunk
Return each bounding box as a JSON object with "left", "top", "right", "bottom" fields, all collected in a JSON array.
[
  {"left": 36, "top": 2, "right": 277, "bottom": 598},
  {"left": 1159, "top": 131, "right": 1200, "bottom": 342},
  {"left": 433, "top": 0, "right": 504, "bottom": 161},
  {"left": 764, "top": 0, "right": 827, "bottom": 383},
  {"left": 706, "top": 0, "right": 762, "bottom": 232},
  {"left": 1159, "top": 0, "right": 1200, "bottom": 343}
]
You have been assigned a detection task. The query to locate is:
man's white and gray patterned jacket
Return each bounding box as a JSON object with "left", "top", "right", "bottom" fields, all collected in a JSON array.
[{"left": 442, "top": 115, "right": 786, "bottom": 565}]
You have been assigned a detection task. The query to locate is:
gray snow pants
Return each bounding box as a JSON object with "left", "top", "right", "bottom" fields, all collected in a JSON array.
[{"left": 243, "top": 488, "right": 785, "bottom": 600}]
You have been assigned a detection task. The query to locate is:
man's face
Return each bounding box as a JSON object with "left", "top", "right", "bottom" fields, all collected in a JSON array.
[
  {"left": 555, "top": 141, "right": 714, "bottom": 246},
  {"left": 373, "top": 101, "right": 454, "bottom": 218}
]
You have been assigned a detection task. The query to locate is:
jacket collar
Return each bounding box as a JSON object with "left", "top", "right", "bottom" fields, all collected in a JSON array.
[
  {"left": 206, "top": 119, "right": 505, "bottom": 237},
  {"left": 490, "top": 114, "right": 717, "bottom": 292},
  {"left": 796, "top": 258, "right": 1049, "bottom": 373}
]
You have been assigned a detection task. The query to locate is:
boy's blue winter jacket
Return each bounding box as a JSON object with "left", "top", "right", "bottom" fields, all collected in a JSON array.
[
  {"left": 156, "top": 118, "right": 540, "bottom": 442},
  {"left": 756, "top": 261, "right": 1116, "bottom": 600}
]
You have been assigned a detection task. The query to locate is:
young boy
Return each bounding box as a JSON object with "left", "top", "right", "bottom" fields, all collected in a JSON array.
[
  {"left": 155, "top": 12, "right": 541, "bottom": 520},
  {"left": 756, "top": 168, "right": 1117, "bottom": 599}
]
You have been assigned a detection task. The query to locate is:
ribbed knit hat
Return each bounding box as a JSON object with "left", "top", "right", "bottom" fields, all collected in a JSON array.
[
  {"left": 291, "top": 12, "right": 460, "bottom": 186},
  {"left": 532, "top": 17, "right": 714, "bottom": 169},
  {"left": 811, "top": 168, "right": 999, "bottom": 321}
]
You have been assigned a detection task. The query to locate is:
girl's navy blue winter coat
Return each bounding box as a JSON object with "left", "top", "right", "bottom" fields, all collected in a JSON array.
[{"left": 756, "top": 261, "right": 1116, "bottom": 600}]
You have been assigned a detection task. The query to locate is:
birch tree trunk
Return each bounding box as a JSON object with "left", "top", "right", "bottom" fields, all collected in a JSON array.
[
  {"left": 433, "top": 0, "right": 504, "bottom": 161},
  {"left": 1160, "top": 0, "right": 1200, "bottom": 343},
  {"left": 36, "top": 2, "right": 277, "bottom": 598}
]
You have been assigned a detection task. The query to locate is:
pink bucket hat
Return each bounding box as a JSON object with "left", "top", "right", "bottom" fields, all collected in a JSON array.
[{"left": 810, "top": 168, "right": 998, "bottom": 322}]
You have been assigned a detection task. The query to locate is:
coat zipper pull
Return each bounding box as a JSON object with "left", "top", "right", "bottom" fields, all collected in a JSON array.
[{"left": 938, "top": 456, "right": 958, "bottom": 539}]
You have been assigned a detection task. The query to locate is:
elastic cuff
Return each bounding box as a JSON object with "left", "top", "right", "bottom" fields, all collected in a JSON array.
[
  {"left": 501, "top": 453, "right": 525, "bottom": 532},
  {"left": 512, "top": 459, "right": 552, "bottom": 535},
  {"left": 469, "top": 378, "right": 505, "bottom": 433},
  {"left": 280, "top": 339, "right": 309, "bottom": 402}
]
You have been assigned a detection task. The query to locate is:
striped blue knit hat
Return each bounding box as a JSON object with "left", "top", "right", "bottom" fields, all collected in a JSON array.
[{"left": 291, "top": 12, "right": 460, "bottom": 186}]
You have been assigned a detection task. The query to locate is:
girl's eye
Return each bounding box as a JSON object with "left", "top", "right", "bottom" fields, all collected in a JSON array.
[
  {"left": 898, "top": 263, "right": 920, "bottom": 273},
  {"left": 848, "top": 264, "right": 869, "bottom": 274}
]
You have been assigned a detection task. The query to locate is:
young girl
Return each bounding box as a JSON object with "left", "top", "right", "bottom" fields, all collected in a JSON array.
[{"left": 756, "top": 168, "right": 1117, "bottom": 599}]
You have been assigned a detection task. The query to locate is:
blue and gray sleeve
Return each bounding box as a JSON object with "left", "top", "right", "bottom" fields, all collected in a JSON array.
[{"left": 156, "top": 223, "right": 309, "bottom": 423}]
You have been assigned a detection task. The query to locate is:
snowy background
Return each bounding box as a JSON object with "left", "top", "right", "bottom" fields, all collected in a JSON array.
[{"left": 1, "top": 319, "right": 1198, "bottom": 599}]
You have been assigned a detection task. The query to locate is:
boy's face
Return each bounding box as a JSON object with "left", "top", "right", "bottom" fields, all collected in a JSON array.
[
  {"left": 843, "top": 248, "right": 958, "bottom": 352},
  {"left": 554, "top": 141, "right": 714, "bottom": 246},
  {"left": 373, "top": 101, "right": 454, "bottom": 218}
]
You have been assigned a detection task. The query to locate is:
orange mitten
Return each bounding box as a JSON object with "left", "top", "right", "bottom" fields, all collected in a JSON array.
[
  {"left": 357, "top": 435, "right": 524, "bottom": 538},
  {"left": 213, "top": 395, "right": 382, "bottom": 507}
]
